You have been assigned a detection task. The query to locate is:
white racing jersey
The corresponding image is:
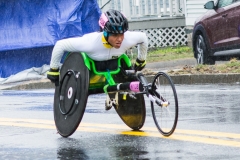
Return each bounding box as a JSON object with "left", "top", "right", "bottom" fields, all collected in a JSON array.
[{"left": 50, "top": 31, "right": 148, "bottom": 69}]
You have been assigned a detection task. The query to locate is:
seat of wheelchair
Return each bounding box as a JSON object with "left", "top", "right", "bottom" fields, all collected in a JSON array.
[{"left": 80, "top": 53, "right": 132, "bottom": 94}]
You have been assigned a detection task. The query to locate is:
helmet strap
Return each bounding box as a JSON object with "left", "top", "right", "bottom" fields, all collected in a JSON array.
[
  {"left": 101, "top": 32, "right": 112, "bottom": 48},
  {"left": 103, "top": 31, "right": 109, "bottom": 42}
]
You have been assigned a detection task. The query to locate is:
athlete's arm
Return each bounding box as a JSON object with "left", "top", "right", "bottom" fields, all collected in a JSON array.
[
  {"left": 136, "top": 32, "right": 148, "bottom": 61},
  {"left": 124, "top": 31, "right": 148, "bottom": 61},
  {"left": 50, "top": 32, "right": 99, "bottom": 69}
]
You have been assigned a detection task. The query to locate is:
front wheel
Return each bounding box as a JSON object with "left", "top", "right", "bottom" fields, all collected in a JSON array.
[{"left": 151, "top": 72, "right": 178, "bottom": 136}]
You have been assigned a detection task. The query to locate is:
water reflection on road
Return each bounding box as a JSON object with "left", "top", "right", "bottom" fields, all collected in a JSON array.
[
  {"left": 175, "top": 84, "right": 240, "bottom": 133},
  {"left": 86, "top": 84, "right": 240, "bottom": 125},
  {"left": 1, "top": 84, "right": 240, "bottom": 159}
]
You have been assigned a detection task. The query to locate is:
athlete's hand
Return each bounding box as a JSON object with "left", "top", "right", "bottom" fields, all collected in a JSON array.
[
  {"left": 134, "top": 58, "right": 146, "bottom": 71},
  {"left": 47, "top": 68, "right": 60, "bottom": 83}
]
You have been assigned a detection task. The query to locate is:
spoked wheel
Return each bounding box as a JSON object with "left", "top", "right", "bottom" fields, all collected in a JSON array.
[
  {"left": 195, "top": 34, "right": 215, "bottom": 65},
  {"left": 196, "top": 34, "right": 205, "bottom": 64},
  {"left": 54, "top": 52, "right": 89, "bottom": 137},
  {"left": 151, "top": 72, "right": 178, "bottom": 136}
]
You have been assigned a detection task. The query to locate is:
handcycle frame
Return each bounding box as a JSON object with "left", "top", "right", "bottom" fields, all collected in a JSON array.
[{"left": 53, "top": 52, "right": 178, "bottom": 137}]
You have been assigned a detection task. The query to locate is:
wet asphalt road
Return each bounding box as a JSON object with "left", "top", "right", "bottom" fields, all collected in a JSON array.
[{"left": 1, "top": 84, "right": 240, "bottom": 159}]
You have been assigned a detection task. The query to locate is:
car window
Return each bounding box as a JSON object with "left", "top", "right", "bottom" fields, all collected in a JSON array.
[{"left": 218, "top": 0, "right": 234, "bottom": 8}]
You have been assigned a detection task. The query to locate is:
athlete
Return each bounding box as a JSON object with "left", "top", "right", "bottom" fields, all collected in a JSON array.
[{"left": 47, "top": 9, "right": 148, "bottom": 84}]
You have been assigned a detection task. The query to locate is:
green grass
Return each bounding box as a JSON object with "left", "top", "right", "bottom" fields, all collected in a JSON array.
[
  {"left": 216, "top": 58, "right": 240, "bottom": 73},
  {"left": 128, "top": 46, "right": 194, "bottom": 63}
]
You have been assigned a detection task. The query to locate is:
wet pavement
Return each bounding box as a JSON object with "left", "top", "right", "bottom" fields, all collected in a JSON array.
[{"left": 1, "top": 84, "right": 240, "bottom": 159}]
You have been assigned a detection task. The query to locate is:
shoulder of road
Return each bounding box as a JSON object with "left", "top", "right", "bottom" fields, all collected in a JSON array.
[{"left": 1, "top": 58, "right": 240, "bottom": 90}]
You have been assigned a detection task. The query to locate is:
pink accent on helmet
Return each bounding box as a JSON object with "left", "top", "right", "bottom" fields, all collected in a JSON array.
[
  {"left": 121, "top": 12, "right": 127, "bottom": 18},
  {"left": 129, "top": 81, "right": 140, "bottom": 92},
  {"left": 99, "top": 13, "right": 109, "bottom": 29}
]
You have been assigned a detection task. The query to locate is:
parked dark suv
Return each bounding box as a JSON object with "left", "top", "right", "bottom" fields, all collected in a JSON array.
[{"left": 192, "top": 0, "right": 240, "bottom": 64}]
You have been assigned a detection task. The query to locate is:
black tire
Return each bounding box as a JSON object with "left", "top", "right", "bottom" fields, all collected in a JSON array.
[
  {"left": 54, "top": 52, "right": 89, "bottom": 137},
  {"left": 195, "top": 34, "right": 215, "bottom": 65},
  {"left": 151, "top": 72, "right": 178, "bottom": 136}
]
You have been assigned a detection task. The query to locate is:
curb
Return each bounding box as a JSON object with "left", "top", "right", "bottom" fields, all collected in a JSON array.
[
  {"left": 146, "top": 74, "right": 240, "bottom": 85},
  {"left": 1, "top": 80, "right": 55, "bottom": 90},
  {"left": 2, "top": 73, "right": 240, "bottom": 90},
  {"left": 171, "top": 74, "right": 240, "bottom": 84},
  {"left": 3, "top": 81, "right": 55, "bottom": 90}
]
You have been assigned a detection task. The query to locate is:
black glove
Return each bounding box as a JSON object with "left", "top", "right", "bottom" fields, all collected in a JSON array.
[
  {"left": 47, "top": 68, "right": 60, "bottom": 83},
  {"left": 134, "top": 58, "right": 146, "bottom": 71}
]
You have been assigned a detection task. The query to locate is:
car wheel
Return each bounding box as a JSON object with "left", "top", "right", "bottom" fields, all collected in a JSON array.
[{"left": 195, "top": 34, "right": 215, "bottom": 65}]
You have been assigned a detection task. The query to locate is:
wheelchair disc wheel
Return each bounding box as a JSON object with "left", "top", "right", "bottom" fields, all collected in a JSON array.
[
  {"left": 111, "top": 93, "right": 146, "bottom": 130},
  {"left": 151, "top": 72, "right": 178, "bottom": 136},
  {"left": 54, "top": 52, "right": 89, "bottom": 137}
]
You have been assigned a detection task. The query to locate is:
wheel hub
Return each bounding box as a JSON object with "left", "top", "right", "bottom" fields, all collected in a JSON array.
[{"left": 68, "top": 87, "right": 73, "bottom": 99}]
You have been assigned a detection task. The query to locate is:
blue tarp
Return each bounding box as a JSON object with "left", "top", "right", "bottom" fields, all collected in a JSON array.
[{"left": 0, "top": 0, "right": 101, "bottom": 78}]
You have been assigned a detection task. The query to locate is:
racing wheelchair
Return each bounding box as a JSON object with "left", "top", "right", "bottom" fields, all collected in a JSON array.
[{"left": 53, "top": 52, "right": 178, "bottom": 137}]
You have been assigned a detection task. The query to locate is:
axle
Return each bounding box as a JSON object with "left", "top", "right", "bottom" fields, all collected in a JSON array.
[{"left": 103, "top": 81, "right": 144, "bottom": 93}]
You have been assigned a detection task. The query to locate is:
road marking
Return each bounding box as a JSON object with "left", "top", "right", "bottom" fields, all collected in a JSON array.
[{"left": 0, "top": 118, "right": 240, "bottom": 147}]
